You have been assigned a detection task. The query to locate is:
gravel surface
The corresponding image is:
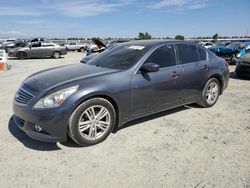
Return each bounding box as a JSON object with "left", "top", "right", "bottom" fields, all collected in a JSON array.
[{"left": 0, "top": 52, "right": 249, "bottom": 188}]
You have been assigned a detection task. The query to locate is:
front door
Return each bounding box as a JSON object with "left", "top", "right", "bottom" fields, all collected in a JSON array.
[{"left": 131, "top": 44, "right": 182, "bottom": 117}]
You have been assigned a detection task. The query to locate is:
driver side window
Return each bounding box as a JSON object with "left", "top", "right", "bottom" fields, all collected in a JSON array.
[
  {"left": 144, "top": 44, "right": 176, "bottom": 68},
  {"left": 31, "top": 42, "right": 41, "bottom": 48}
]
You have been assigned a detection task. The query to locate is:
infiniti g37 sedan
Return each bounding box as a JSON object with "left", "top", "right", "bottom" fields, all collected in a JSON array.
[
  {"left": 8, "top": 42, "right": 67, "bottom": 59},
  {"left": 13, "top": 40, "right": 229, "bottom": 146}
]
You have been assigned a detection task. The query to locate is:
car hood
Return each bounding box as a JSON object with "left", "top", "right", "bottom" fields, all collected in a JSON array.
[
  {"left": 92, "top": 38, "right": 107, "bottom": 49},
  {"left": 23, "top": 64, "right": 120, "bottom": 92}
]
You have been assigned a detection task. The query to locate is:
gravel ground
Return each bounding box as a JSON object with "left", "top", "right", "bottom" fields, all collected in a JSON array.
[{"left": 0, "top": 52, "right": 249, "bottom": 188}]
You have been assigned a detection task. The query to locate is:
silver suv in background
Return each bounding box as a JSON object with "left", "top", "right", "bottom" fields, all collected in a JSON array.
[{"left": 8, "top": 42, "right": 67, "bottom": 59}]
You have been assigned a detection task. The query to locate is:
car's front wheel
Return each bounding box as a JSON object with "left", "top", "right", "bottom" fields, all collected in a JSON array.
[
  {"left": 68, "top": 98, "right": 116, "bottom": 146},
  {"left": 17, "top": 52, "right": 27, "bottom": 59},
  {"left": 198, "top": 78, "right": 220, "bottom": 107}
]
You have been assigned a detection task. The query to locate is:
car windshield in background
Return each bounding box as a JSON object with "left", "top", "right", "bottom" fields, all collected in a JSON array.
[
  {"left": 87, "top": 45, "right": 151, "bottom": 70},
  {"left": 226, "top": 43, "right": 241, "bottom": 49}
]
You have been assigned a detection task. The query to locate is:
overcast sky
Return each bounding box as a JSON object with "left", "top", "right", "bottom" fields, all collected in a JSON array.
[{"left": 0, "top": 0, "right": 249, "bottom": 38}]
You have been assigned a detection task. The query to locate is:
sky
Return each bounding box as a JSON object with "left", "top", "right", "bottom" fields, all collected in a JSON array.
[{"left": 0, "top": 0, "right": 249, "bottom": 39}]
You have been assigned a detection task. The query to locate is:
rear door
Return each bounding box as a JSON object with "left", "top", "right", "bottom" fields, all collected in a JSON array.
[
  {"left": 41, "top": 43, "right": 56, "bottom": 57},
  {"left": 175, "top": 43, "right": 210, "bottom": 102},
  {"left": 131, "top": 44, "right": 182, "bottom": 116}
]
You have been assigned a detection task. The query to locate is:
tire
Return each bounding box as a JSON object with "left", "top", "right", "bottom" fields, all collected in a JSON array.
[
  {"left": 230, "top": 53, "right": 237, "bottom": 65},
  {"left": 80, "top": 47, "right": 85, "bottom": 52},
  {"left": 68, "top": 98, "right": 116, "bottom": 146},
  {"left": 197, "top": 78, "right": 220, "bottom": 108},
  {"left": 53, "top": 51, "right": 61, "bottom": 59},
  {"left": 17, "top": 52, "right": 27, "bottom": 59}
]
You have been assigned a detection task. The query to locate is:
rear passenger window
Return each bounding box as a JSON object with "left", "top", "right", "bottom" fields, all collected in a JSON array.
[
  {"left": 144, "top": 44, "right": 176, "bottom": 68},
  {"left": 198, "top": 47, "right": 207, "bottom": 61},
  {"left": 176, "top": 44, "right": 199, "bottom": 64}
]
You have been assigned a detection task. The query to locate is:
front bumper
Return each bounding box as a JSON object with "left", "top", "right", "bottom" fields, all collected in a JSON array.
[
  {"left": 13, "top": 102, "right": 72, "bottom": 142},
  {"left": 8, "top": 51, "right": 17, "bottom": 57}
]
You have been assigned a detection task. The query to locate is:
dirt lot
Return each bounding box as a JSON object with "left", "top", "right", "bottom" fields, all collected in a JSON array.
[{"left": 0, "top": 52, "right": 249, "bottom": 188}]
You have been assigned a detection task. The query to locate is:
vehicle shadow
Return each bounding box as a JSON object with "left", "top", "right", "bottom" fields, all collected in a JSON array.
[
  {"left": 116, "top": 105, "right": 192, "bottom": 132},
  {"left": 8, "top": 57, "right": 65, "bottom": 60},
  {"left": 8, "top": 115, "right": 61, "bottom": 151},
  {"left": 230, "top": 71, "right": 250, "bottom": 80},
  {"left": 59, "top": 137, "right": 83, "bottom": 148}
]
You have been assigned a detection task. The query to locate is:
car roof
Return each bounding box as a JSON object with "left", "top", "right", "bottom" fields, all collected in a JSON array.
[{"left": 119, "top": 39, "right": 197, "bottom": 47}]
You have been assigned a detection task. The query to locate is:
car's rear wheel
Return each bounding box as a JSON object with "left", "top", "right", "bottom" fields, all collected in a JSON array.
[
  {"left": 68, "top": 98, "right": 116, "bottom": 146},
  {"left": 17, "top": 52, "right": 27, "bottom": 59},
  {"left": 53, "top": 51, "right": 61, "bottom": 59},
  {"left": 80, "top": 47, "right": 85, "bottom": 52},
  {"left": 198, "top": 78, "right": 220, "bottom": 107},
  {"left": 230, "top": 53, "right": 237, "bottom": 65}
]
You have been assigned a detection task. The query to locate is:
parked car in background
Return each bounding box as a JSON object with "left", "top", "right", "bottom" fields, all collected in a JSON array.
[
  {"left": 0, "top": 39, "right": 28, "bottom": 52},
  {"left": 81, "top": 38, "right": 130, "bottom": 63},
  {"left": 8, "top": 42, "right": 67, "bottom": 59},
  {"left": 107, "top": 38, "right": 131, "bottom": 48},
  {"left": 13, "top": 40, "right": 229, "bottom": 146},
  {"left": 212, "top": 42, "right": 231, "bottom": 48},
  {"left": 65, "top": 42, "right": 88, "bottom": 52},
  {"left": 199, "top": 42, "right": 215, "bottom": 49},
  {"left": 237, "top": 44, "right": 250, "bottom": 58},
  {"left": 80, "top": 38, "right": 108, "bottom": 63},
  {"left": 235, "top": 52, "right": 250, "bottom": 78},
  {"left": 209, "top": 42, "right": 247, "bottom": 64},
  {"left": 28, "top": 38, "right": 47, "bottom": 43}
]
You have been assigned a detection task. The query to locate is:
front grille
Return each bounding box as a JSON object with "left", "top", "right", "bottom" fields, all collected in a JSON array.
[{"left": 15, "top": 87, "right": 34, "bottom": 105}]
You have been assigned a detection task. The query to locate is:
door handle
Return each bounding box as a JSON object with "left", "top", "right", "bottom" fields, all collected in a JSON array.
[
  {"left": 172, "top": 71, "right": 179, "bottom": 78},
  {"left": 204, "top": 64, "right": 209, "bottom": 70}
]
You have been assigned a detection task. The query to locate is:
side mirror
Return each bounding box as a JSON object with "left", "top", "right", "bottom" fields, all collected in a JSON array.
[{"left": 140, "top": 63, "right": 160, "bottom": 73}]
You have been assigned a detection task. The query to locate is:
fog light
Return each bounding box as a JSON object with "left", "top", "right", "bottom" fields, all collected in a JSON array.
[{"left": 35, "top": 124, "right": 42, "bottom": 132}]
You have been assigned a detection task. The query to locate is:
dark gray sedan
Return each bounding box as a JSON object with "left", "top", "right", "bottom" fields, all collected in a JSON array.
[
  {"left": 8, "top": 42, "right": 67, "bottom": 59},
  {"left": 12, "top": 40, "right": 229, "bottom": 146}
]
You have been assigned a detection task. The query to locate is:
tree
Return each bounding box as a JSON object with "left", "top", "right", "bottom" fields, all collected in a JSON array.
[
  {"left": 175, "top": 35, "right": 184, "bottom": 40},
  {"left": 138, "top": 32, "right": 152, "bottom": 40},
  {"left": 211, "top": 33, "right": 219, "bottom": 43}
]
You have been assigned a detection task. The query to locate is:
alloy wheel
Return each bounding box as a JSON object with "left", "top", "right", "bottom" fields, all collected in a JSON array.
[
  {"left": 78, "top": 105, "right": 111, "bottom": 141},
  {"left": 205, "top": 81, "right": 219, "bottom": 105}
]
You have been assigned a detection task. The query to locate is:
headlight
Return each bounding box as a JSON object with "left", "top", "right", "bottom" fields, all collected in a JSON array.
[
  {"left": 237, "top": 53, "right": 241, "bottom": 58},
  {"left": 33, "top": 85, "right": 79, "bottom": 109}
]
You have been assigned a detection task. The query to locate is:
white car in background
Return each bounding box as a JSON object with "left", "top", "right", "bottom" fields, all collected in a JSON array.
[
  {"left": 199, "top": 42, "right": 215, "bottom": 49},
  {"left": 65, "top": 42, "right": 88, "bottom": 52}
]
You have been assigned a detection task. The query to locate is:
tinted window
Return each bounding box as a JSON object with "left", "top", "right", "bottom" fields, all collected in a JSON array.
[
  {"left": 88, "top": 45, "right": 151, "bottom": 70},
  {"left": 176, "top": 44, "right": 199, "bottom": 64},
  {"left": 31, "top": 43, "right": 41, "bottom": 47},
  {"left": 198, "top": 47, "right": 207, "bottom": 61},
  {"left": 144, "top": 44, "right": 176, "bottom": 68},
  {"left": 42, "top": 43, "right": 55, "bottom": 47}
]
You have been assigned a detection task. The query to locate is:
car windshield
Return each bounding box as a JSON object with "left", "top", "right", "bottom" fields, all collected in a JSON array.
[
  {"left": 226, "top": 43, "right": 241, "bottom": 49},
  {"left": 87, "top": 44, "right": 151, "bottom": 70},
  {"left": 215, "top": 43, "right": 227, "bottom": 47}
]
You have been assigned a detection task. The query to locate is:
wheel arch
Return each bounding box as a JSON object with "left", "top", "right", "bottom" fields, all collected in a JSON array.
[
  {"left": 72, "top": 94, "right": 121, "bottom": 132},
  {"left": 208, "top": 74, "right": 223, "bottom": 95},
  {"left": 17, "top": 51, "right": 27, "bottom": 56}
]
